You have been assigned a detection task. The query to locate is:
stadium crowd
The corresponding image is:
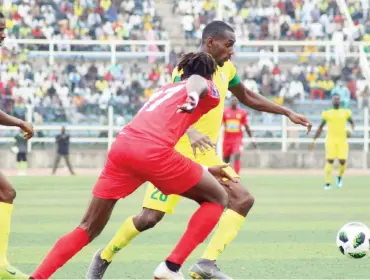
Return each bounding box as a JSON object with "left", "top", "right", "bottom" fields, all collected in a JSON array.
[
  {"left": 0, "top": 57, "right": 175, "bottom": 124},
  {"left": 1, "top": 0, "right": 168, "bottom": 45},
  {"left": 176, "top": 0, "right": 370, "bottom": 42},
  {"left": 242, "top": 56, "right": 369, "bottom": 108},
  {"left": 0, "top": 0, "right": 370, "bottom": 125}
]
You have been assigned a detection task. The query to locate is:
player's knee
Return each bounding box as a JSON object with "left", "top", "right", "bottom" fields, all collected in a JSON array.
[
  {"left": 230, "top": 186, "right": 255, "bottom": 215},
  {"left": 134, "top": 208, "right": 165, "bottom": 231},
  {"left": 339, "top": 160, "right": 346, "bottom": 165},
  {"left": 234, "top": 154, "right": 241, "bottom": 161},
  {"left": 327, "top": 159, "right": 334, "bottom": 164},
  {"left": 0, "top": 184, "right": 16, "bottom": 203},
  {"left": 79, "top": 220, "right": 104, "bottom": 241}
]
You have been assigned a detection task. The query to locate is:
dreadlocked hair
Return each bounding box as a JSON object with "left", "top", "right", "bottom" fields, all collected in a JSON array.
[{"left": 177, "top": 52, "right": 217, "bottom": 80}]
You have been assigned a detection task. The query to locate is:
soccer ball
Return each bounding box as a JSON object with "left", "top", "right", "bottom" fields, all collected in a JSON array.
[{"left": 336, "top": 222, "right": 370, "bottom": 259}]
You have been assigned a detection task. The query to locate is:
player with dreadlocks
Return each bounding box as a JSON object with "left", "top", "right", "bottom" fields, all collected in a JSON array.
[
  {"left": 88, "top": 20, "right": 312, "bottom": 280},
  {"left": 0, "top": 11, "right": 34, "bottom": 280},
  {"left": 30, "top": 52, "right": 239, "bottom": 279}
]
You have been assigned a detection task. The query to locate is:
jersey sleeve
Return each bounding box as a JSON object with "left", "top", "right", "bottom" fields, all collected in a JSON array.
[
  {"left": 346, "top": 109, "right": 352, "bottom": 119},
  {"left": 241, "top": 111, "right": 248, "bottom": 125},
  {"left": 227, "top": 61, "right": 241, "bottom": 88},
  {"left": 172, "top": 67, "right": 182, "bottom": 82},
  {"left": 222, "top": 111, "right": 227, "bottom": 124},
  {"left": 322, "top": 110, "right": 328, "bottom": 121},
  {"left": 204, "top": 82, "right": 220, "bottom": 105}
]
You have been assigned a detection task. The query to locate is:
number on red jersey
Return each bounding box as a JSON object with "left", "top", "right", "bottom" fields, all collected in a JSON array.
[{"left": 140, "top": 84, "right": 185, "bottom": 112}]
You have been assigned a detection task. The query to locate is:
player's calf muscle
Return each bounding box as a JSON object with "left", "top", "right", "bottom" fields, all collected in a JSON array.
[
  {"left": 133, "top": 208, "right": 165, "bottom": 232},
  {"left": 0, "top": 175, "right": 16, "bottom": 203}
]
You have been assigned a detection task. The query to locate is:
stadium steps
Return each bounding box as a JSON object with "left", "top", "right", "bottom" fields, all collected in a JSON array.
[{"left": 155, "top": 0, "right": 188, "bottom": 48}]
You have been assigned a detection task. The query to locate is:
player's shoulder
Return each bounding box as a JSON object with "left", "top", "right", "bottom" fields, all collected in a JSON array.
[
  {"left": 239, "top": 108, "right": 248, "bottom": 115},
  {"left": 172, "top": 67, "right": 183, "bottom": 82},
  {"left": 221, "top": 60, "right": 236, "bottom": 72},
  {"left": 343, "top": 108, "right": 352, "bottom": 113},
  {"left": 224, "top": 107, "right": 232, "bottom": 114},
  {"left": 323, "top": 108, "right": 333, "bottom": 114}
]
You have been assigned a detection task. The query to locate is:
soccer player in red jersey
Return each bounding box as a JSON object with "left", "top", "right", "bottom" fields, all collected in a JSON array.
[
  {"left": 222, "top": 97, "right": 256, "bottom": 174},
  {"left": 30, "top": 52, "right": 238, "bottom": 280}
]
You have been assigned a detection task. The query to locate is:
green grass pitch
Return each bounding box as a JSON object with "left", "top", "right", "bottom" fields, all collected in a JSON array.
[{"left": 7, "top": 174, "right": 370, "bottom": 279}]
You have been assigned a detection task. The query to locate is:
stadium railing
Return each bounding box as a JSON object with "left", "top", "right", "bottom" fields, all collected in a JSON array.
[
  {"left": 3, "top": 39, "right": 370, "bottom": 63},
  {"left": 2, "top": 39, "right": 172, "bottom": 64},
  {"left": 235, "top": 40, "right": 370, "bottom": 63},
  {"left": 0, "top": 106, "right": 369, "bottom": 155}
]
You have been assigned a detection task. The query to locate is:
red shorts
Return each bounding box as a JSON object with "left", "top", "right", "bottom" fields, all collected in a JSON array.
[
  {"left": 223, "top": 140, "right": 243, "bottom": 158},
  {"left": 92, "top": 133, "right": 203, "bottom": 200}
]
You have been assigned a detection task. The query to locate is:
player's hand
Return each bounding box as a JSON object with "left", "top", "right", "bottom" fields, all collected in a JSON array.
[
  {"left": 187, "top": 127, "right": 216, "bottom": 157},
  {"left": 208, "top": 164, "right": 240, "bottom": 184},
  {"left": 286, "top": 111, "right": 312, "bottom": 135},
  {"left": 347, "top": 126, "right": 355, "bottom": 137},
  {"left": 19, "top": 121, "right": 34, "bottom": 140},
  {"left": 177, "top": 95, "right": 198, "bottom": 113}
]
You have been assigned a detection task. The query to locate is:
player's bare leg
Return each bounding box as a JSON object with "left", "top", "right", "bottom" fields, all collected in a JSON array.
[
  {"left": 324, "top": 159, "right": 334, "bottom": 190},
  {"left": 337, "top": 159, "right": 346, "bottom": 188},
  {"left": 189, "top": 179, "right": 254, "bottom": 280},
  {"left": 233, "top": 153, "right": 241, "bottom": 175},
  {"left": 154, "top": 169, "right": 228, "bottom": 279},
  {"left": 87, "top": 207, "right": 166, "bottom": 279},
  {"left": 31, "top": 196, "right": 117, "bottom": 279},
  {"left": 0, "top": 172, "right": 29, "bottom": 279},
  {"left": 223, "top": 156, "right": 230, "bottom": 164}
]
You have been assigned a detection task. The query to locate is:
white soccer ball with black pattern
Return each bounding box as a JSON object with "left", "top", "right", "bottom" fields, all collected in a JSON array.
[{"left": 336, "top": 222, "right": 370, "bottom": 259}]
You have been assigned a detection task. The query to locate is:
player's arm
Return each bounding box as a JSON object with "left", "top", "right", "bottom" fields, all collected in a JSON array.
[
  {"left": 177, "top": 75, "right": 209, "bottom": 113},
  {"left": 0, "top": 109, "right": 34, "bottom": 139},
  {"left": 241, "top": 112, "right": 256, "bottom": 148},
  {"left": 173, "top": 70, "right": 216, "bottom": 155},
  {"left": 347, "top": 117, "right": 355, "bottom": 137},
  {"left": 229, "top": 82, "right": 312, "bottom": 134},
  {"left": 310, "top": 120, "right": 326, "bottom": 150},
  {"left": 244, "top": 124, "right": 257, "bottom": 149}
]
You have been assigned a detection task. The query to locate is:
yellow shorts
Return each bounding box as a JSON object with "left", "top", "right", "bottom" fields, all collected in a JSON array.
[
  {"left": 142, "top": 143, "right": 239, "bottom": 214},
  {"left": 325, "top": 141, "right": 348, "bottom": 160}
]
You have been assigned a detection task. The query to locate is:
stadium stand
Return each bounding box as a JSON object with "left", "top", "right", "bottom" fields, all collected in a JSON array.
[{"left": 0, "top": 0, "right": 369, "bottom": 137}]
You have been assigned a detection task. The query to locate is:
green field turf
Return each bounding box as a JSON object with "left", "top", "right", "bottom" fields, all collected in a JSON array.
[{"left": 6, "top": 174, "right": 370, "bottom": 279}]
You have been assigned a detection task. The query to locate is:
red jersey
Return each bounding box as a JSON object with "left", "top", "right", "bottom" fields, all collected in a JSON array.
[
  {"left": 223, "top": 107, "right": 248, "bottom": 141},
  {"left": 124, "top": 80, "right": 219, "bottom": 147}
]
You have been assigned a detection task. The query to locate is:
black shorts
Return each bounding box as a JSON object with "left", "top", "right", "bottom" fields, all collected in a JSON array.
[{"left": 17, "top": 152, "right": 27, "bottom": 162}]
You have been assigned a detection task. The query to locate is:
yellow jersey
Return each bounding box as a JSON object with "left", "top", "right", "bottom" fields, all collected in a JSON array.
[
  {"left": 322, "top": 108, "right": 352, "bottom": 142},
  {"left": 172, "top": 60, "right": 240, "bottom": 157}
]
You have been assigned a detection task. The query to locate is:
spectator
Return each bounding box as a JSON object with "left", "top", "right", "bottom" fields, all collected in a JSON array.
[
  {"left": 52, "top": 126, "right": 75, "bottom": 175},
  {"left": 331, "top": 81, "right": 351, "bottom": 108},
  {"left": 14, "top": 129, "right": 28, "bottom": 176},
  {"left": 289, "top": 79, "right": 305, "bottom": 101},
  {"left": 357, "top": 83, "right": 370, "bottom": 109},
  {"left": 318, "top": 75, "right": 335, "bottom": 97}
]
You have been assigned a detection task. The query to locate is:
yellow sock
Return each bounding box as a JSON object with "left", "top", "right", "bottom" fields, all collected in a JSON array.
[
  {"left": 100, "top": 216, "right": 140, "bottom": 262},
  {"left": 325, "top": 162, "right": 334, "bottom": 185},
  {"left": 201, "top": 209, "right": 245, "bottom": 261},
  {"left": 338, "top": 163, "right": 347, "bottom": 177},
  {"left": 0, "top": 202, "right": 13, "bottom": 266},
  {"left": 17, "top": 162, "right": 22, "bottom": 171}
]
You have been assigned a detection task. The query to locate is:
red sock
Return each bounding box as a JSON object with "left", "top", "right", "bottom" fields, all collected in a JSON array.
[
  {"left": 31, "top": 227, "right": 90, "bottom": 279},
  {"left": 167, "top": 202, "right": 223, "bottom": 265},
  {"left": 234, "top": 159, "right": 241, "bottom": 174}
]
